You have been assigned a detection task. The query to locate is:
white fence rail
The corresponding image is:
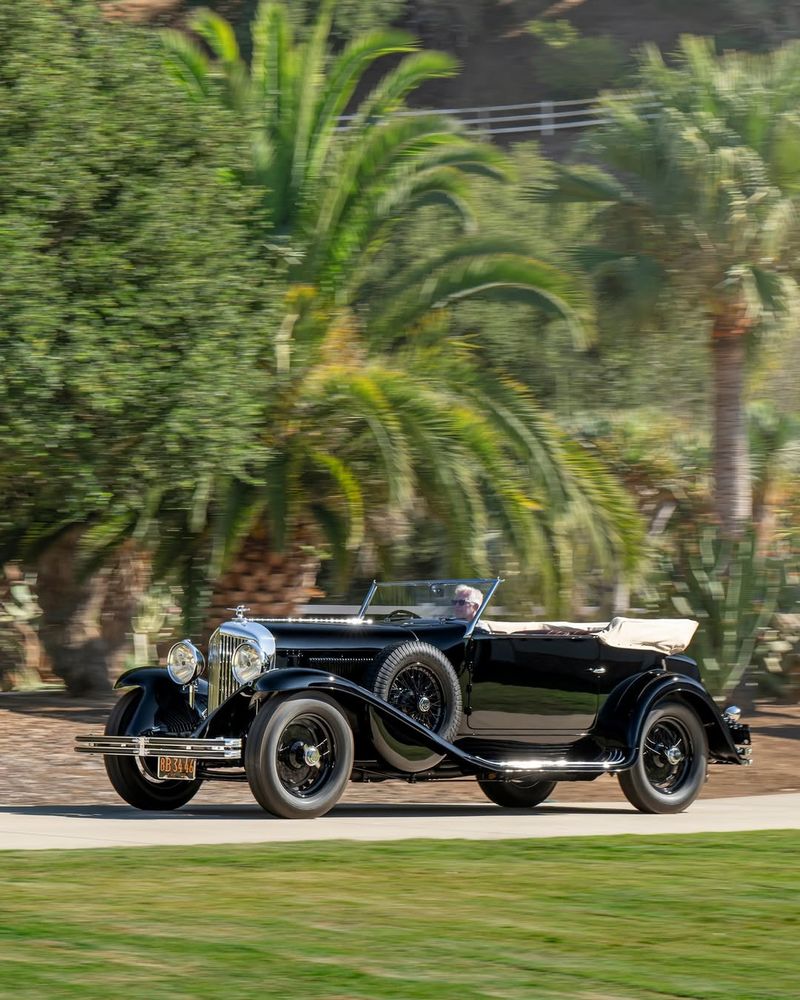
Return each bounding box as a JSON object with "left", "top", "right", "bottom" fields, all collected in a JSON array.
[{"left": 340, "top": 94, "right": 657, "bottom": 137}]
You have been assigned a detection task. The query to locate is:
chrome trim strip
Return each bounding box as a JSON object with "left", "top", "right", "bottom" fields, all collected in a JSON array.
[
  {"left": 477, "top": 747, "right": 629, "bottom": 775},
  {"left": 75, "top": 735, "right": 242, "bottom": 760}
]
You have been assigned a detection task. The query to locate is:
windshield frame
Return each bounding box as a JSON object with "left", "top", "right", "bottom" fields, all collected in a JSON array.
[{"left": 357, "top": 578, "right": 501, "bottom": 636}]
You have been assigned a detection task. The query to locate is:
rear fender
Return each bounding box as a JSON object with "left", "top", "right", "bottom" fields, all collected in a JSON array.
[
  {"left": 114, "top": 667, "right": 204, "bottom": 734},
  {"left": 596, "top": 670, "right": 740, "bottom": 763}
]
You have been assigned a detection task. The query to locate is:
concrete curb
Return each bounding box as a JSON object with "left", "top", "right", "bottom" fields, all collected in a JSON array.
[{"left": 1, "top": 792, "right": 798, "bottom": 851}]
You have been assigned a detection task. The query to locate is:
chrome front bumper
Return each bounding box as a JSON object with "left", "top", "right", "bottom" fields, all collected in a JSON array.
[{"left": 75, "top": 735, "right": 242, "bottom": 761}]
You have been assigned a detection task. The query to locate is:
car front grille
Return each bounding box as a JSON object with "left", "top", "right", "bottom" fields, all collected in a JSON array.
[{"left": 207, "top": 629, "right": 247, "bottom": 712}]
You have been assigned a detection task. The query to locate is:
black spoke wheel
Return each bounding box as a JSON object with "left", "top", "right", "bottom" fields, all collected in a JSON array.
[
  {"left": 366, "top": 641, "right": 462, "bottom": 773},
  {"left": 275, "top": 715, "right": 337, "bottom": 798},
  {"left": 619, "top": 700, "right": 707, "bottom": 814},
  {"left": 103, "top": 690, "right": 203, "bottom": 811},
  {"left": 477, "top": 778, "right": 556, "bottom": 809},
  {"left": 387, "top": 662, "right": 446, "bottom": 730},
  {"left": 245, "top": 694, "right": 354, "bottom": 819}
]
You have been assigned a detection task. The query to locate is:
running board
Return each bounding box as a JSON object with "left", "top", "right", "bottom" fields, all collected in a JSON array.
[{"left": 464, "top": 747, "right": 633, "bottom": 779}]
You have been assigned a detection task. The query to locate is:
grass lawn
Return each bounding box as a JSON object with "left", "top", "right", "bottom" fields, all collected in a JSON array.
[{"left": 0, "top": 831, "right": 797, "bottom": 999}]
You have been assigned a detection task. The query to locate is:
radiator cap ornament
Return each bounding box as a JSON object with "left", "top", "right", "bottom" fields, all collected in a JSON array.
[{"left": 227, "top": 605, "right": 251, "bottom": 622}]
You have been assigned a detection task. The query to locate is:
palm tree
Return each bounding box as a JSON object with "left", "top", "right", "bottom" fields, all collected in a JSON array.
[
  {"left": 748, "top": 403, "right": 800, "bottom": 551},
  {"left": 531, "top": 36, "right": 800, "bottom": 539},
  {"left": 163, "top": 1, "right": 583, "bottom": 334},
  {"left": 150, "top": 317, "right": 641, "bottom": 630},
  {"left": 159, "top": 0, "right": 641, "bottom": 625}
]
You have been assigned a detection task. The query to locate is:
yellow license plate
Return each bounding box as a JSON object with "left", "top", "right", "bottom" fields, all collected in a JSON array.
[{"left": 157, "top": 756, "right": 197, "bottom": 781}]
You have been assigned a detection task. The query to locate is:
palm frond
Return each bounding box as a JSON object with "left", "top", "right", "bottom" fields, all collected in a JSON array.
[
  {"left": 291, "top": 0, "right": 334, "bottom": 200},
  {"left": 370, "top": 253, "right": 585, "bottom": 348},
  {"left": 309, "top": 114, "right": 464, "bottom": 276},
  {"left": 251, "top": 0, "right": 293, "bottom": 110},
  {"left": 189, "top": 7, "right": 242, "bottom": 64},
  {"left": 207, "top": 478, "right": 266, "bottom": 578},
  {"left": 296, "top": 362, "right": 415, "bottom": 511},
  {"left": 350, "top": 50, "right": 459, "bottom": 127},
  {"left": 160, "top": 30, "right": 211, "bottom": 100},
  {"left": 320, "top": 168, "right": 476, "bottom": 286},
  {"left": 306, "top": 29, "right": 419, "bottom": 184},
  {"left": 527, "top": 164, "right": 631, "bottom": 206},
  {"left": 307, "top": 449, "right": 366, "bottom": 550}
]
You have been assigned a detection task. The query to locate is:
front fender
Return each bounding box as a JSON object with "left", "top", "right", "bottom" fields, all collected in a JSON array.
[
  {"left": 249, "top": 667, "right": 461, "bottom": 769},
  {"left": 596, "top": 670, "right": 741, "bottom": 763},
  {"left": 114, "top": 666, "right": 203, "bottom": 735}
]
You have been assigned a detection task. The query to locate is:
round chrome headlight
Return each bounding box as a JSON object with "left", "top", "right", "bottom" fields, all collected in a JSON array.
[
  {"left": 231, "top": 640, "right": 267, "bottom": 685},
  {"left": 166, "top": 640, "right": 204, "bottom": 685}
]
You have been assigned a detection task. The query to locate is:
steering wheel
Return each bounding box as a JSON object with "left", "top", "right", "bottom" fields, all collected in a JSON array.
[{"left": 384, "top": 609, "right": 421, "bottom": 621}]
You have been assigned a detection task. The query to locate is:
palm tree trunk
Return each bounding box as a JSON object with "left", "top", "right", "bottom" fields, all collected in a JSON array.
[
  {"left": 711, "top": 310, "right": 752, "bottom": 539},
  {"left": 36, "top": 529, "right": 151, "bottom": 695},
  {"left": 204, "top": 522, "right": 321, "bottom": 636}
]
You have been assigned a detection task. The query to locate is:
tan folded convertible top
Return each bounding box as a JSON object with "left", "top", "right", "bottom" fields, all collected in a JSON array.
[{"left": 479, "top": 617, "right": 698, "bottom": 654}]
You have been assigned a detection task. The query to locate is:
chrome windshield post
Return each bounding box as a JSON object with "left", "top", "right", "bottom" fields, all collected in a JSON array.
[
  {"left": 464, "top": 577, "right": 502, "bottom": 638},
  {"left": 357, "top": 581, "right": 378, "bottom": 621}
]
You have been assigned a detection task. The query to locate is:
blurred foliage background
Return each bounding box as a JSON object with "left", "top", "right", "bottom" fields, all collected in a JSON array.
[{"left": 0, "top": 0, "right": 798, "bottom": 699}]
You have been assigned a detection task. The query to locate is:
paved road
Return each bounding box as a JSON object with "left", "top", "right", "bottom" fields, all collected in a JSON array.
[{"left": 0, "top": 793, "right": 798, "bottom": 850}]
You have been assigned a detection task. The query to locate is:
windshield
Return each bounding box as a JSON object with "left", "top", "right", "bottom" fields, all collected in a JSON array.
[{"left": 359, "top": 579, "right": 498, "bottom": 624}]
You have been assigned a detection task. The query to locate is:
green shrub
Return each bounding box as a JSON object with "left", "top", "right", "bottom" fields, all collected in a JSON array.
[
  {"left": 539, "top": 37, "right": 629, "bottom": 99},
  {"left": 527, "top": 20, "right": 629, "bottom": 100}
]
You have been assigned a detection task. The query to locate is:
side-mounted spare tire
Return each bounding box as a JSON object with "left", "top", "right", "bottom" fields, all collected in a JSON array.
[{"left": 365, "top": 641, "right": 462, "bottom": 773}]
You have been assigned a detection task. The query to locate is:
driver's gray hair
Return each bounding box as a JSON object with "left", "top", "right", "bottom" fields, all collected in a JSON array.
[{"left": 454, "top": 585, "right": 483, "bottom": 606}]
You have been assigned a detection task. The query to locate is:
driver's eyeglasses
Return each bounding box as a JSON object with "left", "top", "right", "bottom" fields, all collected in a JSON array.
[{"left": 452, "top": 599, "right": 475, "bottom": 606}]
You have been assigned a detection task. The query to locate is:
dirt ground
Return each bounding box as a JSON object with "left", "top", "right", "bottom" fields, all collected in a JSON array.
[{"left": 0, "top": 691, "right": 796, "bottom": 810}]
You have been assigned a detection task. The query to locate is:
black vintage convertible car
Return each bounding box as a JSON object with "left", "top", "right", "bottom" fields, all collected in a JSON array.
[{"left": 76, "top": 578, "right": 751, "bottom": 818}]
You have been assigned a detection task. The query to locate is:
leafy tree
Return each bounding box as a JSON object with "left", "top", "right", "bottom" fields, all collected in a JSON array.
[
  {"left": 532, "top": 37, "right": 800, "bottom": 540},
  {"left": 720, "top": 1, "right": 800, "bottom": 48},
  {"left": 527, "top": 18, "right": 628, "bottom": 99},
  {"left": 0, "top": 0, "right": 277, "bottom": 691},
  {"left": 287, "top": 0, "right": 406, "bottom": 40}
]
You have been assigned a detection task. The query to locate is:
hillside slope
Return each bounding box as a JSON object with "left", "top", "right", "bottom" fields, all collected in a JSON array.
[{"left": 101, "top": 0, "right": 795, "bottom": 109}]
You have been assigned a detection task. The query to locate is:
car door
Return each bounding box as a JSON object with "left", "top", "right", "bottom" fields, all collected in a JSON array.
[{"left": 466, "top": 633, "right": 601, "bottom": 733}]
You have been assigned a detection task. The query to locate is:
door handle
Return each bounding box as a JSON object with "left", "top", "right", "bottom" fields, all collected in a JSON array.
[{"left": 588, "top": 666, "right": 606, "bottom": 675}]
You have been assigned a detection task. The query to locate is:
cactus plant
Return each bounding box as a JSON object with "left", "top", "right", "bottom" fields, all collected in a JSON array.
[{"left": 669, "top": 528, "right": 784, "bottom": 698}]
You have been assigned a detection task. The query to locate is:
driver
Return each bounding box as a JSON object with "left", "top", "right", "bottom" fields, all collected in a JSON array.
[{"left": 452, "top": 585, "right": 483, "bottom": 621}]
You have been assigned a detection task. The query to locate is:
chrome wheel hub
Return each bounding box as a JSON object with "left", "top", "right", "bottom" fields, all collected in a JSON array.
[
  {"left": 303, "top": 744, "right": 321, "bottom": 767},
  {"left": 665, "top": 744, "right": 684, "bottom": 766},
  {"left": 418, "top": 695, "right": 432, "bottom": 714}
]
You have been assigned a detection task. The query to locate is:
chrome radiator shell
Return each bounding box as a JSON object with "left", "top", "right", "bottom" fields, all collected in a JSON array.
[
  {"left": 207, "top": 628, "right": 243, "bottom": 711},
  {"left": 207, "top": 621, "right": 277, "bottom": 711}
]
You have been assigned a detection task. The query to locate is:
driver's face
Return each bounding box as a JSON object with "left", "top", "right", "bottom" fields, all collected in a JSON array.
[{"left": 452, "top": 597, "right": 478, "bottom": 620}]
